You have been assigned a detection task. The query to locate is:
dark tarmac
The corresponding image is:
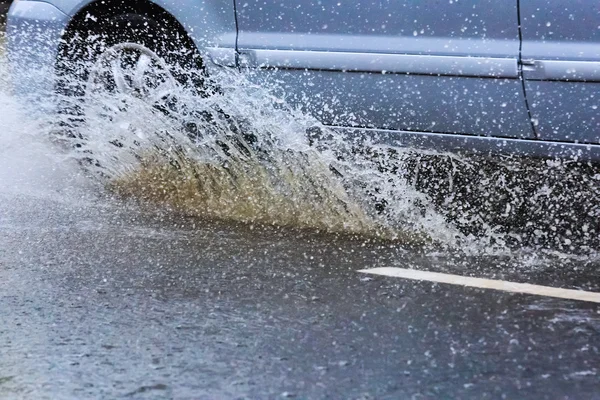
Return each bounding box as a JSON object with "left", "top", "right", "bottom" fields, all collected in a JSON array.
[{"left": 1, "top": 188, "right": 599, "bottom": 400}]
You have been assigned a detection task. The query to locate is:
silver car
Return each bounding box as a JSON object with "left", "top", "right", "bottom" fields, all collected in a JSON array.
[{"left": 6, "top": 0, "right": 600, "bottom": 161}]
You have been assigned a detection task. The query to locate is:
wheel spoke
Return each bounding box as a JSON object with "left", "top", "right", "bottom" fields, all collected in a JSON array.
[
  {"left": 88, "top": 43, "right": 181, "bottom": 116},
  {"left": 111, "top": 57, "right": 130, "bottom": 94},
  {"left": 132, "top": 53, "right": 152, "bottom": 92}
]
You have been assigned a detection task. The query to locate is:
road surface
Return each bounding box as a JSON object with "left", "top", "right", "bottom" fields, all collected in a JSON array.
[{"left": 1, "top": 175, "right": 599, "bottom": 399}]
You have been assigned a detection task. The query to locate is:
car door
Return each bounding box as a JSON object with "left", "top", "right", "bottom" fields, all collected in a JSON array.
[
  {"left": 520, "top": 1, "right": 600, "bottom": 144},
  {"left": 234, "top": 0, "right": 533, "bottom": 139}
]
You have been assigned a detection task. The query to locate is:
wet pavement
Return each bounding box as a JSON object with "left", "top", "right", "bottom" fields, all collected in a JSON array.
[
  {"left": 1, "top": 185, "right": 599, "bottom": 400},
  {"left": 1, "top": 12, "right": 600, "bottom": 399}
]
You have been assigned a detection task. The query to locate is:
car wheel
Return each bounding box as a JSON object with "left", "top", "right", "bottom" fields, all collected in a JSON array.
[
  {"left": 58, "top": 13, "right": 207, "bottom": 123},
  {"left": 54, "top": 12, "right": 211, "bottom": 170}
]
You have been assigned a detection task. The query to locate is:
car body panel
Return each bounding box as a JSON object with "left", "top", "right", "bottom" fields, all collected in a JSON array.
[
  {"left": 6, "top": 1, "right": 68, "bottom": 109},
  {"left": 240, "top": 50, "right": 519, "bottom": 78},
  {"left": 235, "top": 1, "right": 520, "bottom": 57},
  {"left": 520, "top": 0, "right": 600, "bottom": 144},
  {"left": 254, "top": 69, "right": 530, "bottom": 139},
  {"left": 337, "top": 127, "right": 600, "bottom": 163},
  {"left": 235, "top": 0, "right": 534, "bottom": 139}
]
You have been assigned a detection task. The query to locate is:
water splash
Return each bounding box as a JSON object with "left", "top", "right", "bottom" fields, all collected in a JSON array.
[
  {"left": 0, "top": 34, "right": 95, "bottom": 202},
  {"left": 56, "top": 63, "right": 466, "bottom": 247},
  {"left": 4, "top": 31, "right": 600, "bottom": 255}
]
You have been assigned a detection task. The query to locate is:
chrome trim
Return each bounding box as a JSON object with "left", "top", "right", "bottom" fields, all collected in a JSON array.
[
  {"left": 330, "top": 127, "right": 600, "bottom": 162},
  {"left": 237, "top": 33, "right": 518, "bottom": 58},
  {"left": 523, "top": 60, "right": 600, "bottom": 82},
  {"left": 240, "top": 49, "right": 519, "bottom": 78}
]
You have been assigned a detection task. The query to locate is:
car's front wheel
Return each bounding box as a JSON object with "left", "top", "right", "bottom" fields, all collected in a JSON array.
[
  {"left": 54, "top": 11, "right": 210, "bottom": 168},
  {"left": 59, "top": 12, "right": 207, "bottom": 121}
]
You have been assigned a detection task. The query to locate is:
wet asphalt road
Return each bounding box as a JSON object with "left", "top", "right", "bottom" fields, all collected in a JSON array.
[
  {"left": 1, "top": 182, "right": 600, "bottom": 400},
  {"left": 1, "top": 14, "right": 599, "bottom": 399}
]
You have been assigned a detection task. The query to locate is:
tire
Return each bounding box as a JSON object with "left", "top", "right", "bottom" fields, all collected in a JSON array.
[
  {"left": 57, "top": 11, "right": 206, "bottom": 97},
  {"left": 54, "top": 11, "right": 212, "bottom": 171},
  {"left": 55, "top": 11, "right": 211, "bottom": 135},
  {"left": 55, "top": 10, "right": 260, "bottom": 176}
]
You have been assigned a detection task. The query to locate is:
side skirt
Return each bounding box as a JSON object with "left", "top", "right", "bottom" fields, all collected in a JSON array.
[{"left": 330, "top": 126, "right": 600, "bottom": 163}]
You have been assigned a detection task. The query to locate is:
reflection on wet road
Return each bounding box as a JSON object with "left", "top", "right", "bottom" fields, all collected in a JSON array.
[{"left": 1, "top": 187, "right": 599, "bottom": 399}]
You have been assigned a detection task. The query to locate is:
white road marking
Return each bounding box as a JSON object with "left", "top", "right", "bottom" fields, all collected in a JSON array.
[{"left": 358, "top": 267, "right": 600, "bottom": 304}]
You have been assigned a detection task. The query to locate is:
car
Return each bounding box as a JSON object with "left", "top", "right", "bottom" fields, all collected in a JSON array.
[{"left": 6, "top": 0, "right": 600, "bottom": 161}]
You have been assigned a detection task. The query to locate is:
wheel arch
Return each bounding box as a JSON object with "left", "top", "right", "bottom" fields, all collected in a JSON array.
[
  {"left": 59, "top": 0, "right": 197, "bottom": 56},
  {"left": 56, "top": 0, "right": 237, "bottom": 64}
]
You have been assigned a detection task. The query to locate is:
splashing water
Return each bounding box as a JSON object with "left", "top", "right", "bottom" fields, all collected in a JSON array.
[
  {"left": 0, "top": 53, "right": 91, "bottom": 201},
  {"left": 56, "top": 60, "right": 466, "bottom": 247},
  {"left": 3, "top": 32, "right": 600, "bottom": 256},
  {"left": 2, "top": 32, "right": 461, "bottom": 249}
]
